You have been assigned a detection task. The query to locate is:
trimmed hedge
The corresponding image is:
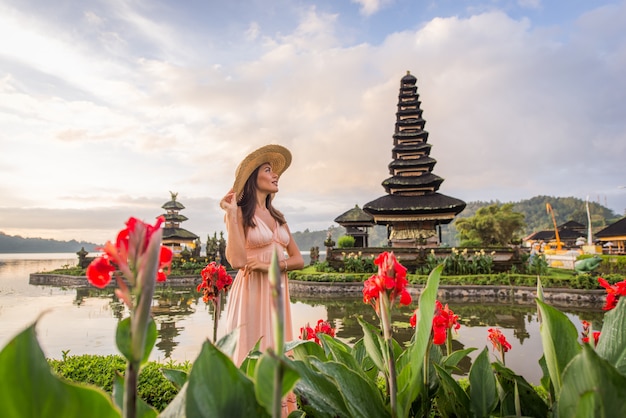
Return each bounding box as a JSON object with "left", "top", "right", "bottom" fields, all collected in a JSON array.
[
  {"left": 289, "top": 268, "right": 607, "bottom": 290},
  {"left": 48, "top": 354, "right": 190, "bottom": 412}
]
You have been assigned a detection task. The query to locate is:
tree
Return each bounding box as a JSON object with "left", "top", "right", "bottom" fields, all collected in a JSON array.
[{"left": 455, "top": 203, "right": 526, "bottom": 246}]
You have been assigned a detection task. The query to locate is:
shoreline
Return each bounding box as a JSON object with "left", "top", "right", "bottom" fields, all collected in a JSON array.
[{"left": 30, "top": 273, "right": 606, "bottom": 309}]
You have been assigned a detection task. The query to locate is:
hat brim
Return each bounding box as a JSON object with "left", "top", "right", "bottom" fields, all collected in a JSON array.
[{"left": 233, "top": 144, "right": 292, "bottom": 199}]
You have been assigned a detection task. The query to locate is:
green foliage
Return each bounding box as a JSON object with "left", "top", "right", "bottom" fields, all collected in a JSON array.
[
  {"left": 528, "top": 253, "right": 550, "bottom": 275},
  {"left": 48, "top": 354, "right": 190, "bottom": 412},
  {"left": 455, "top": 203, "right": 526, "bottom": 246},
  {"left": 338, "top": 251, "right": 376, "bottom": 273},
  {"left": 4, "top": 262, "right": 626, "bottom": 417},
  {"left": 418, "top": 248, "right": 495, "bottom": 275},
  {"left": 337, "top": 235, "right": 356, "bottom": 248}
]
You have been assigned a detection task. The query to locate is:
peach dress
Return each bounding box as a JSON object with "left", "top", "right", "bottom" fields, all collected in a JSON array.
[{"left": 224, "top": 215, "right": 294, "bottom": 366}]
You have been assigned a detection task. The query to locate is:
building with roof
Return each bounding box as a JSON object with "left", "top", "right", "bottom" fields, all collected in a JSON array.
[
  {"left": 523, "top": 220, "right": 587, "bottom": 249},
  {"left": 160, "top": 192, "right": 199, "bottom": 256},
  {"left": 595, "top": 217, "right": 626, "bottom": 254},
  {"left": 334, "top": 204, "right": 375, "bottom": 247},
  {"left": 362, "top": 71, "right": 466, "bottom": 247}
]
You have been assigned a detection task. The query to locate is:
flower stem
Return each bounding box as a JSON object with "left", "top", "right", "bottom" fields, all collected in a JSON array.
[
  {"left": 269, "top": 250, "right": 284, "bottom": 418},
  {"left": 212, "top": 297, "right": 220, "bottom": 343},
  {"left": 379, "top": 293, "right": 397, "bottom": 417},
  {"left": 123, "top": 360, "right": 139, "bottom": 418}
]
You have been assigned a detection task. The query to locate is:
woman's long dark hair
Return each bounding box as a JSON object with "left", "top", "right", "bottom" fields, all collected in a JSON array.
[{"left": 238, "top": 165, "right": 286, "bottom": 233}]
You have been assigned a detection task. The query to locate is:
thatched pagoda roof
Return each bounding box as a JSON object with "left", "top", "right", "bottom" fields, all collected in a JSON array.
[
  {"left": 334, "top": 205, "right": 374, "bottom": 226},
  {"left": 364, "top": 193, "right": 466, "bottom": 224},
  {"left": 162, "top": 228, "right": 198, "bottom": 241}
]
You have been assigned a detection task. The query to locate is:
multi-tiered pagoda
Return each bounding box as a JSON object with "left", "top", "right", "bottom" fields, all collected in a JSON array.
[
  {"left": 160, "top": 192, "right": 199, "bottom": 256},
  {"left": 363, "top": 71, "right": 466, "bottom": 247}
]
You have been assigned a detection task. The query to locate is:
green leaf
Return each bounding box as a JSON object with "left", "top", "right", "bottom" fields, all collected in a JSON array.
[
  {"left": 434, "top": 363, "right": 471, "bottom": 417},
  {"left": 116, "top": 317, "right": 132, "bottom": 361},
  {"left": 115, "top": 317, "right": 157, "bottom": 365},
  {"left": 352, "top": 338, "right": 379, "bottom": 381},
  {"left": 396, "top": 264, "right": 442, "bottom": 417},
  {"left": 358, "top": 316, "right": 386, "bottom": 373},
  {"left": 291, "top": 359, "right": 351, "bottom": 417},
  {"left": 536, "top": 276, "right": 544, "bottom": 303},
  {"left": 254, "top": 352, "right": 300, "bottom": 415},
  {"left": 538, "top": 354, "right": 555, "bottom": 406},
  {"left": 111, "top": 373, "right": 157, "bottom": 418},
  {"left": 442, "top": 347, "right": 477, "bottom": 371},
  {"left": 0, "top": 322, "right": 120, "bottom": 418},
  {"left": 492, "top": 362, "right": 549, "bottom": 417},
  {"left": 595, "top": 297, "right": 626, "bottom": 375},
  {"left": 143, "top": 318, "right": 157, "bottom": 364},
  {"left": 160, "top": 368, "right": 188, "bottom": 390},
  {"left": 184, "top": 340, "right": 269, "bottom": 418},
  {"left": 240, "top": 338, "right": 262, "bottom": 377},
  {"left": 558, "top": 344, "right": 626, "bottom": 417},
  {"left": 312, "top": 359, "right": 391, "bottom": 418},
  {"left": 469, "top": 347, "right": 497, "bottom": 418},
  {"left": 215, "top": 328, "right": 239, "bottom": 359},
  {"left": 319, "top": 333, "right": 366, "bottom": 377},
  {"left": 288, "top": 340, "right": 327, "bottom": 364},
  {"left": 536, "top": 298, "right": 581, "bottom": 394}
]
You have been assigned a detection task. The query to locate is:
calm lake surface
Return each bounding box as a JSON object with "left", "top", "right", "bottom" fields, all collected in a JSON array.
[{"left": 0, "top": 253, "right": 606, "bottom": 385}]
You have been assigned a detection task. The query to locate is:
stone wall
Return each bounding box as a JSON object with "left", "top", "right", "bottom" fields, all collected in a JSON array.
[{"left": 288, "top": 280, "right": 605, "bottom": 309}]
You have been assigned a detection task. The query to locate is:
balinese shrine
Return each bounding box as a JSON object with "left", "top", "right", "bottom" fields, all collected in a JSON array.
[
  {"left": 334, "top": 205, "right": 375, "bottom": 247},
  {"left": 362, "top": 71, "right": 466, "bottom": 248},
  {"left": 160, "top": 192, "right": 199, "bottom": 256}
]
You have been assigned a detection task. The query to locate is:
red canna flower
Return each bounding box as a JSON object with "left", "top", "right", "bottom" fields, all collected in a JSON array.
[
  {"left": 582, "top": 320, "right": 601, "bottom": 347},
  {"left": 593, "top": 331, "right": 601, "bottom": 346},
  {"left": 300, "top": 319, "right": 335, "bottom": 345},
  {"left": 362, "top": 251, "right": 412, "bottom": 310},
  {"left": 411, "top": 301, "right": 461, "bottom": 346},
  {"left": 86, "top": 216, "right": 173, "bottom": 290},
  {"left": 197, "top": 261, "right": 232, "bottom": 303},
  {"left": 598, "top": 277, "right": 626, "bottom": 310},
  {"left": 488, "top": 328, "right": 512, "bottom": 353},
  {"left": 581, "top": 320, "right": 591, "bottom": 344},
  {"left": 86, "top": 256, "right": 116, "bottom": 289}
]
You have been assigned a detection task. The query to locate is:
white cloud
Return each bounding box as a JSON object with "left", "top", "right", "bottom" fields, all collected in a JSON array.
[
  {"left": 1, "top": 0, "right": 626, "bottom": 243},
  {"left": 351, "top": 0, "right": 393, "bottom": 16}
]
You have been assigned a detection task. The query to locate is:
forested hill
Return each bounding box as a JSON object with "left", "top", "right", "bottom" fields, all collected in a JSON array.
[
  {"left": 456, "top": 196, "right": 621, "bottom": 235},
  {"left": 0, "top": 232, "right": 99, "bottom": 253}
]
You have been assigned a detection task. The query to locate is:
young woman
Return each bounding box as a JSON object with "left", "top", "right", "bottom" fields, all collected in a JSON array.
[{"left": 220, "top": 144, "right": 304, "bottom": 367}]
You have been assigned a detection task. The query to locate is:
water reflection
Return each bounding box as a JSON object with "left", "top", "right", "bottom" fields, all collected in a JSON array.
[{"left": 290, "top": 294, "right": 605, "bottom": 384}]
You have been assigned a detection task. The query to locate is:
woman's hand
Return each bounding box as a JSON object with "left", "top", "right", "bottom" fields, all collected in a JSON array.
[
  {"left": 220, "top": 189, "right": 238, "bottom": 214},
  {"left": 244, "top": 258, "right": 269, "bottom": 274}
]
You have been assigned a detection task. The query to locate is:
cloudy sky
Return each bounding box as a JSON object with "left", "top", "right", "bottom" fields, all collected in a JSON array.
[{"left": 1, "top": 0, "right": 625, "bottom": 245}]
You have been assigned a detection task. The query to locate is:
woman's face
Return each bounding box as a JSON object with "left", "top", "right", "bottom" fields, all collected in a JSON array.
[{"left": 255, "top": 163, "right": 279, "bottom": 194}]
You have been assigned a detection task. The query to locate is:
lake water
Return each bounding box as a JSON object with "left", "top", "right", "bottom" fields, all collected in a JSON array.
[{"left": 0, "top": 253, "right": 605, "bottom": 385}]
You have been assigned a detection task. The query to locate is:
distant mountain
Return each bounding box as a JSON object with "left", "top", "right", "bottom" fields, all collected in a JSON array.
[{"left": 0, "top": 232, "right": 99, "bottom": 253}]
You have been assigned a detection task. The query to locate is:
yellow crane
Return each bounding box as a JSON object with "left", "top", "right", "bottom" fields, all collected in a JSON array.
[{"left": 546, "top": 203, "right": 563, "bottom": 251}]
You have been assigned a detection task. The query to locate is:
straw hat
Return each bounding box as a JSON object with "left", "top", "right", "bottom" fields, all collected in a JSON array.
[{"left": 232, "top": 144, "right": 292, "bottom": 200}]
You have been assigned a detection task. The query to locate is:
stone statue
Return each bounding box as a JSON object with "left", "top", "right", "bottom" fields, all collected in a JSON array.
[{"left": 574, "top": 256, "right": 602, "bottom": 273}]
